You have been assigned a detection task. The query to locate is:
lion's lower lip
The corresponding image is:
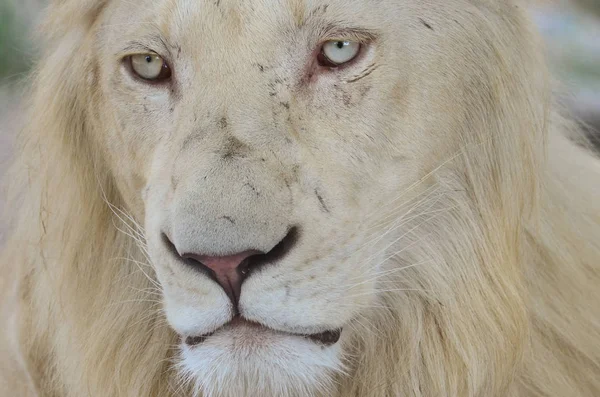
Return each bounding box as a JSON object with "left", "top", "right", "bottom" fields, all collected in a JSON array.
[{"left": 184, "top": 317, "right": 342, "bottom": 347}]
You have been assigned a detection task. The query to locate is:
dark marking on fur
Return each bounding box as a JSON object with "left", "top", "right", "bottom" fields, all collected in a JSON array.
[
  {"left": 221, "top": 136, "right": 248, "bottom": 160},
  {"left": 346, "top": 64, "right": 379, "bottom": 83},
  {"left": 256, "top": 63, "right": 265, "bottom": 72},
  {"left": 244, "top": 182, "right": 260, "bottom": 196},
  {"left": 359, "top": 85, "right": 371, "bottom": 98},
  {"left": 315, "top": 189, "right": 330, "bottom": 213},
  {"left": 453, "top": 19, "right": 466, "bottom": 30},
  {"left": 218, "top": 117, "right": 228, "bottom": 129},
  {"left": 280, "top": 102, "right": 290, "bottom": 110},
  {"left": 308, "top": 4, "right": 329, "bottom": 20},
  {"left": 182, "top": 132, "right": 202, "bottom": 151},
  {"left": 292, "top": 165, "right": 300, "bottom": 179},
  {"left": 419, "top": 18, "right": 434, "bottom": 30},
  {"left": 171, "top": 175, "right": 178, "bottom": 191},
  {"left": 268, "top": 81, "right": 278, "bottom": 97},
  {"left": 221, "top": 216, "right": 235, "bottom": 225},
  {"left": 342, "top": 92, "right": 352, "bottom": 106}
]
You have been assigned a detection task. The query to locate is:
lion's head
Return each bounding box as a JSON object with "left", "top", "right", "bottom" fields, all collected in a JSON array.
[{"left": 4, "top": 0, "right": 565, "bottom": 396}]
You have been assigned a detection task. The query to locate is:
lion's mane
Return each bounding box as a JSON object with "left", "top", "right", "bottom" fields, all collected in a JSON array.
[{"left": 1, "top": 1, "right": 599, "bottom": 396}]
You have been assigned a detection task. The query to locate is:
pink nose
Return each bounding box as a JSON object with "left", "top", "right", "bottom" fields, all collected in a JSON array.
[
  {"left": 162, "top": 228, "right": 298, "bottom": 308},
  {"left": 182, "top": 251, "right": 260, "bottom": 304}
]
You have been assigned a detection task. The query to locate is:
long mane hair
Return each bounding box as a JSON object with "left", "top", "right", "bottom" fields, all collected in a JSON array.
[{"left": 1, "top": 1, "right": 599, "bottom": 396}]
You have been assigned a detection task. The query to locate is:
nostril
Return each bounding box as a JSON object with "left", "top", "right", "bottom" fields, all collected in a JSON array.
[
  {"left": 243, "top": 226, "right": 299, "bottom": 278},
  {"left": 183, "top": 251, "right": 261, "bottom": 271},
  {"left": 161, "top": 226, "right": 299, "bottom": 305},
  {"left": 162, "top": 234, "right": 219, "bottom": 282}
]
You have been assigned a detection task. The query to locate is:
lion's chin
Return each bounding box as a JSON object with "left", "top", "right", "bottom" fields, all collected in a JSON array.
[{"left": 178, "top": 318, "right": 345, "bottom": 397}]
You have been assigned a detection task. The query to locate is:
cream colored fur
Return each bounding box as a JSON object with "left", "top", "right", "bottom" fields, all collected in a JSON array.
[{"left": 1, "top": 0, "right": 599, "bottom": 396}]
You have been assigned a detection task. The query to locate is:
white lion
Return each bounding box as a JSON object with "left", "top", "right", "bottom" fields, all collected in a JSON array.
[{"left": 1, "top": 0, "right": 599, "bottom": 396}]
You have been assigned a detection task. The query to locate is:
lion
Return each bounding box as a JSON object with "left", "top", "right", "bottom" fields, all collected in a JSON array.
[{"left": 1, "top": 0, "right": 599, "bottom": 396}]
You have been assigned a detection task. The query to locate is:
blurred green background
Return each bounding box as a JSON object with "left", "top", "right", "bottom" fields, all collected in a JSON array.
[
  {"left": 531, "top": 0, "right": 600, "bottom": 131},
  {"left": 0, "top": 1, "right": 38, "bottom": 81}
]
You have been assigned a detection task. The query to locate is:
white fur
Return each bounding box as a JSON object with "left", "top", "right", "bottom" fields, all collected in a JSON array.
[
  {"left": 179, "top": 325, "right": 344, "bottom": 397},
  {"left": 1, "top": 0, "right": 599, "bottom": 396}
]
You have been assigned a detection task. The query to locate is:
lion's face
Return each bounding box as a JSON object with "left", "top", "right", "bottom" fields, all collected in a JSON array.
[{"left": 92, "top": 0, "right": 484, "bottom": 394}]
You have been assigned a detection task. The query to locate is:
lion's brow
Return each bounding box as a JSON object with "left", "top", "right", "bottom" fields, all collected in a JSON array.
[
  {"left": 117, "top": 34, "right": 172, "bottom": 56},
  {"left": 303, "top": 13, "right": 379, "bottom": 42}
]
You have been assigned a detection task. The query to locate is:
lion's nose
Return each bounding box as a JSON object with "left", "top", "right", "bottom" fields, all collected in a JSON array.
[
  {"left": 182, "top": 250, "right": 260, "bottom": 305},
  {"left": 163, "top": 227, "right": 298, "bottom": 307}
]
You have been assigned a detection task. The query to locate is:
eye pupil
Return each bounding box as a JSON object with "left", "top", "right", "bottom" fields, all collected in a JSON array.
[
  {"left": 145, "top": 55, "right": 152, "bottom": 63},
  {"left": 336, "top": 41, "right": 345, "bottom": 49}
]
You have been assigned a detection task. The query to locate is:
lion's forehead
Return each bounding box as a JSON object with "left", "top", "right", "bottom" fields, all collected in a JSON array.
[{"left": 109, "top": 0, "right": 392, "bottom": 49}]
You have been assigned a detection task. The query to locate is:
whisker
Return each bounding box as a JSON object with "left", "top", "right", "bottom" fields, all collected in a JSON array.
[
  {"left": 345, "top": 258, "right": 434, "bottom": 288},
  {"left": 344, "top": 288, "right": 432, "bottom": 300}
]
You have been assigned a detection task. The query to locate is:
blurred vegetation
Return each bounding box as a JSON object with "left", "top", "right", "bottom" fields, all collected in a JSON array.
[
  {"left": 0, "top": 1, "right": 33, "bottom": 81},
  {"left": 577, "top": 0, "right": 600, "bottom": 14}
]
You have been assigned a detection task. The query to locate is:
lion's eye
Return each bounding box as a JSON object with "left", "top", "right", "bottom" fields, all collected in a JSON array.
[
  {"left": 318, "top": 41, "right": 361, "bottom": 67},
  {"left": 129, "top": 54, "right": 172, "bottom": 81}
]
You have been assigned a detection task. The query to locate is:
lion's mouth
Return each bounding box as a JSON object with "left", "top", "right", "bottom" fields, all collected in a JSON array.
[{"left": 184, "top": 316, "right": 342, "bottom": 347}]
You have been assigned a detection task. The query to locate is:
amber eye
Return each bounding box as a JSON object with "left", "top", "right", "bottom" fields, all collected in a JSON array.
[
  {"left": 318, "top": 41, "right": 361, "bottom": 67},
  {"left": 128, "top": 54, "right": 172, "bottom": 82}
]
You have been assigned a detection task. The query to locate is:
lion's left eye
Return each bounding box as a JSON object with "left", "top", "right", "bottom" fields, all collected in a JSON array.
[
  {"left": 128, "top": 54, "right": 172, "bottom": 82},
  {"left": 318, "top": 41, "right": 361, "bottom": 67}
]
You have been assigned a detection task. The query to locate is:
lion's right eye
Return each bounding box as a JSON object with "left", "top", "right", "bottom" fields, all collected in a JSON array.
[
  {"left": 128, "top": 54, "right": 172, "bottom": 82},
  {"left": 318, "top": 40, "right": 361, "bottom": 67}
]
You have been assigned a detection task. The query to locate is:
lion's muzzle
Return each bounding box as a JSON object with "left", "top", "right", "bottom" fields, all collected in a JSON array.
[{"left": 162, "top": 227, "right": 298, "bottom": 307}]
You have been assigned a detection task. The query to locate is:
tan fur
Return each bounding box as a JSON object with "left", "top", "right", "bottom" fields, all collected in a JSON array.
[{"left": 1, "top": 0, "right": 599, "bottom": 396}]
